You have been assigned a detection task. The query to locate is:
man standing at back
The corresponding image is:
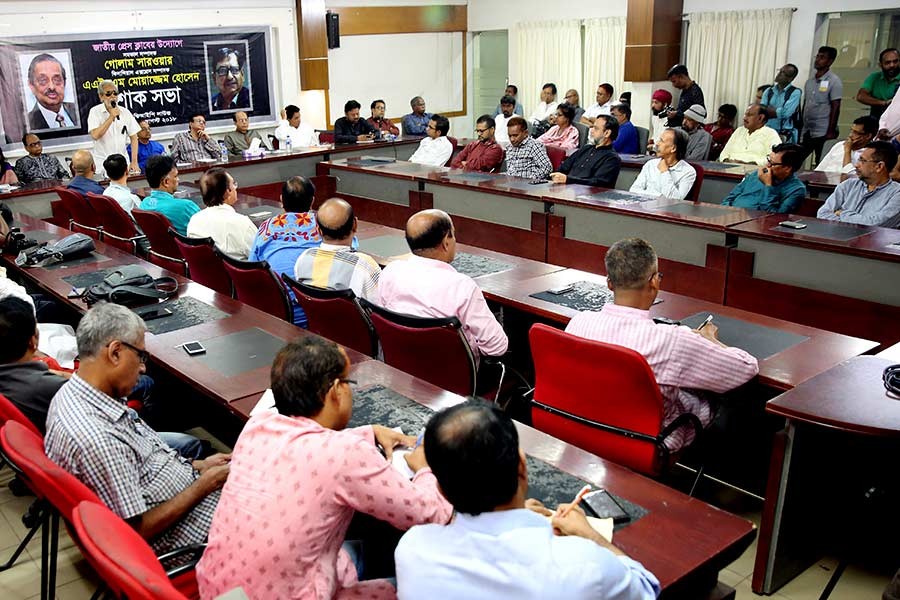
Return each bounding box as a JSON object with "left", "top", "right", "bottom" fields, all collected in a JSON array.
[
  {"left": 801, "top": 46, "right": 843, "bottom": 166},
  {"left": 378, "top": 209, "right": 508, "bottom": 359},
  {"left": 139, "top": 155, "right": 199, "bottom": 236},
  {"left": 396, "top": 400, "right": 660, "bottom": 599},
  {"left": 856, "top": 48, "right": 900, "bottom": 119},
  {"left": 666, "top": 65, "right": 705, "bottom": 127},
  {"left": 761, "top": 64, "right": 802, "bottom": 143}
]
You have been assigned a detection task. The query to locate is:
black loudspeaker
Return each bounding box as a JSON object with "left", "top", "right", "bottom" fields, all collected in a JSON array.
[{"left": 326, "top": 11, "right": 340, "bottom": 49}]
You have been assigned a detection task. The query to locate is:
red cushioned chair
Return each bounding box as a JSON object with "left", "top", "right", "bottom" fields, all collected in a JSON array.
[
  {"left": 0, "top": 397, "right": 42, "bottom": 572},
  {"left": 86, "top": 192, "right": 146, "bottom": 255},
  {"left": 55, "top": 187, "right": 102, "bottom": 239},
  {"left": 49, "top": 200, "right": 72, "bottom": 229},
  {"left": 0, "top": 393, "right": 41, "bottom": 438},
  {"left": 217, "top": 251, "right": 292, "bottom": 321},
  {"left": 170, "top": 230, "right": 232, "bottom": 296},
  {"left": 545, "top": 145, "right": 566, "bottom": 171},
  {"left": 445, "top": 136, "right": 459, "bottom": 166},
  {"left": 73, "top": 501, "right": 201, "bottom": 600},
  {"left": 317, "top": 130, "right": 335, "bottom": 144},
  {"left": 282, "top": 274, "right": 378, "bottom": 357},
  {"left": 132, "top": 209, "right": 188, "bottom": 275},
  {"left": 686, "top": 162, "right": 705, "bottom": 202},
  {"left": 529, "top": 324, "right": 703, "bottom": 491}
]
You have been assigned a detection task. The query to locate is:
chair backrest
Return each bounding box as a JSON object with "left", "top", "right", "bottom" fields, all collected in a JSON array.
[
  {"left": 267, "top": 134, "right": 279, "bottom": 150},
  {"left": 55, "top": 187, "right": 101, "bottom": 237},
  {"left": 87, "top": 193, "right": 143, "bottom": 253},
  {"left": 359, "top": 299, "right": 477, "bottom": 397},
  {"left": 170, "top": 230, "right": 232, "bottom": 296},
  {"left": 686, "top": 162, "right": 705, "bottom": 202},
  {"left": 545, "top": 145, "right": 566, "bottom": 171},
  {"left": 50, "top": 199, "right": 72, "bottom": 229},
  {"left": 132, "top": 209, "right": 187, "bottom": 274},
  {"left": 573, "top": 121, "right": 590, "bottom": 147},
  {"left": 317, "top": 130, "right": 335, "bottom": 144},
  {"left": 72, "top": 501, "right": 188, "bottom": 600},
  {"left": 282, "top": 274, "right": 378, "bottom": 357},
  {"left": 218, "top": 251, "right": 291, "bottom": 320},
  {"left": 0, "top": 394, "right": 41, "bottom": 437},
  {"left": 445, "top": 136, "right": 459, "bottom": 166},
  {"left": 528, "top": 323, "right": 668, "bottom": 476},
  {"left": 796, "top": 196, "right": 824, "bottom": 217},
  {"left": 635, "top": 126, "right": 650, "bottom": 152}
]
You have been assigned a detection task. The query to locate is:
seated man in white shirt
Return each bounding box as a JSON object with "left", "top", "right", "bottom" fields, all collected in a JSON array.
[
  {"left": 274, "top": 104, "right": 318, "bottom": 148},
  {"left": 378, "top": 209, "right": 508, "bottom": 358},
  {"left": 409, "top": 114, "right": 453, "bottom": 167},
  {"left": 101, "top": 154, "right": 141, "bottom": 215},
  {"left": 718, "top": 104, "right": 783, "bottom": 165},
  {"left": 580, "top": 83, "right": 616, "bottom": 126},
  {"left": 815, "top": 115, "right": 878, "bottom": 174},
  {"left": 187, "top": 167, "right": 257, "bottom": 259},
  {"left": 528, "top": 83, "right": 558, "bottom": 134},
  {"left": 629, "top": 128, "right": 697, "bottom": 199},
  {"left": 395, "top": 400, "right": 660, "bottom": 600}
]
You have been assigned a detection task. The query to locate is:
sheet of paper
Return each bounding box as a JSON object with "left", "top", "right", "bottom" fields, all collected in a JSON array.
[
  {"left": 544, "top": 514, "right": 614, "bottom": 543},
  {"left": 248, "top": 138, "right": 261, "bottom": 151},
  {"left": 250, "top": 388, "right": 277, "bottom": 416}
]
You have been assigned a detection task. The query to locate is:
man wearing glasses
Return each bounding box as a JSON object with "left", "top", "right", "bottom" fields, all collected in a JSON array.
[
  {"left": 14, "top": 133, "right": 69, "bottom": 183},
  {"left": 25, "top": 53, "right": 79, "bottom": 131},
  {"left": 718, "top": 104, "right": 783, "bottom": 166},
  {"left": 721, "top": 143, "right": 806, "bottom": 213},
  {"left": 209, "top": 46, "right": 250, "bottom": 112},
  {"left": 87, "top": 80, "right": 140, "bottom": 177},
  {"left": 450, "top": 115, "right": 503, "bottom": 172},
  {"left": 171, "top": 114, "right": 221, "bottom": 164},
  {"left": 817, "top": 141, "right": 900, "bottom": 227}
]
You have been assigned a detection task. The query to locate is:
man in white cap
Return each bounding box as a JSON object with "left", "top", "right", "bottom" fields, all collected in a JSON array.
[{"left": 680, "top": 104, "right": 712, "bottom": 161}]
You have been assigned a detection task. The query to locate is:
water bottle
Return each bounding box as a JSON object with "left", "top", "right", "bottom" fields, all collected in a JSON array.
[
  {"left": 285, "top": 136, "right": 293, "bottom": 153},
  {"left": 219, "top": 141, "right": 228, "bottom": 162}
]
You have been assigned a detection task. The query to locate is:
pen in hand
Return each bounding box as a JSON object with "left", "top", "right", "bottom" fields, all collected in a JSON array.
[
  {"left": 557, "top": 484, "right": 592, "bottom": 519},
  {"left": 697, "top": 314, "right": 714, "bottom": 331}
]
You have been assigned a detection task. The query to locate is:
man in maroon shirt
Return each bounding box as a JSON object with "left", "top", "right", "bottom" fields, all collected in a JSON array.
[
  {"left": 366, "top": 99, "right": 400, "bottom": 137},
  {"left": 450, "top": 114, "right": 504, "bottom": 172}
]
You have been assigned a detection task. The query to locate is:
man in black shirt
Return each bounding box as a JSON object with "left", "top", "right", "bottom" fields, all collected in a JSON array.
[
  {"left": 334, "top": 99, "right": 379, "bottom": 144},
  {"left": 550, "top": 115, "right": 621, "bottom": 188},
  {"left": 666, "top": 64, "right": 706, "bottom": 127}
]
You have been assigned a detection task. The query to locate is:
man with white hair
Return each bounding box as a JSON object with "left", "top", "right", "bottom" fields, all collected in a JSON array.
[{"left": 87, "top": 80, "right": 140, "bottom": 177}]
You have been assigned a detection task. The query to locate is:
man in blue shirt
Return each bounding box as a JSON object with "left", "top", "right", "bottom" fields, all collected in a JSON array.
[
  {"left": 611, "top": 103, "right": 639, "bottom": 155},
  {"left": 761, "top": 64, "right": 802, "bottom": 143},
  {"left": 722, "top": 143, "right": 807, "bottom": 213},
  {"left": 126, "top": 120, "right": 164, "bottom": 173},
  {"left": 66, "top": 150, "right": 105, "bottom": 196},
  {"left": 402, "top": 96, "right": 432, "bottom": 136},
  {"left": 139, "top": 155, "right": 199, "bottom": 236}
]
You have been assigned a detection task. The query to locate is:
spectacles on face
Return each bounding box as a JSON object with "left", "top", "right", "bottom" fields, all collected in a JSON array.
[
  {"left": 856, "top": 157, "right": 882, "bottom": 165},
  {"left": 331, "top": 378, "right": 357, "bottom": 392},
  {"left": 649, "top": 271, "right": 663, "bottom": 283},
  {"left": 426, "top": 125, "right": 437, "bottom": 131},
  {"left": 26, "top": 140, "right": 41, "bottom": 147},
  {"left": 35, "top": 75, "right": 64, "bottom": 87},
  {"left": 766, "top": 156, "right": 785, "bottom": 167},
  {"left": 475, "top": 127, "right": 491, "bottom": 134},
  {"left": 116, "top": 340, "right": 149, "bottom": 364},
  {"left": 102, "top": 90, "right": 118, "bottom": 97},
  {"left": 215, "top": 66, "right": 242, "bottom": 77},
  {"left": 193, "top": 119, "right": 206, "bottom": 125},
  {"left": 565, "top": 94, "right": 577, "bottom": 100}
]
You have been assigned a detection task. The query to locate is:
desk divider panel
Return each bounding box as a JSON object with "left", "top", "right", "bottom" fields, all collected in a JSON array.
[
  {"left": 424, "top": 183, "right": 543, "bottom": 231},
  {"left": 334, "top": 170, "right": 419, "bottom": 207}
]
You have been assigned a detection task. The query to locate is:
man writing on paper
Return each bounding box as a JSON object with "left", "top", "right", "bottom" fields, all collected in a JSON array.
[{"left": 396, "top": 400, "right": 660, "bottom": 599}]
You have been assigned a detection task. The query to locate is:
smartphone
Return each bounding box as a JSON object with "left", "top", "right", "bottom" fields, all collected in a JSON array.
[
  {"left": 141, "top": 307, "right": 173, "bottom": 321},
  {"left": 67, "top": 287, "right": 85, "bottom": 299},
  {"left": 779, "top": 220, "right": 807, "bottom": 230},
  {"left": 652, "top": 316, "right": 680, "bottom": 326},
  {"left": 547, "top": 285, "right": 573, "bottom": 295},
  {"left": 182, "top": 341, "right": 206, "bottom": 356},
  {"left": 582, "top": 490, "right": 629, "bottom": 524},
  {"left": 529, "top": 179, "right": 547, "bottom": 185}
]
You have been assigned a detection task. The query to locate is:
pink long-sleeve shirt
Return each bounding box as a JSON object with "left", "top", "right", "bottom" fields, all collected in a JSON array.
[
  {"left": 538, "top": 124, "right": 580, "bottom": 153},
  {"left": 377, "top": 255, "right": 509, "bottom": 357},
  {"left": 196, "top": 412, "right": 452, "bottom": 600},
  {"left": 565, "top": 303, "right": 759, "bottom": 450}
]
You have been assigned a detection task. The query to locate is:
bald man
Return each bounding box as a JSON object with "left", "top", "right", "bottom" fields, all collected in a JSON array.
[
  {"left": 66, "top": 149, "right": 105, "bottom": 196},
  {"left": 378, "top": 209, "right": 508, "bottom": 358},
  {"left": 293, "top": 198, "right": 381, "bottom": 300}
]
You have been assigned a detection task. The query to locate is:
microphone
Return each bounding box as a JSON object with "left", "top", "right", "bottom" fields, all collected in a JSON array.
[{"left": 110, "top": 99, "right": 120, "bottom": 120}]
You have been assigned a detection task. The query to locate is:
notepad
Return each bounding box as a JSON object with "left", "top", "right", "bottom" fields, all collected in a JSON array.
[{"left": 544, "top": 514, "right": 614, "bottom": 543}]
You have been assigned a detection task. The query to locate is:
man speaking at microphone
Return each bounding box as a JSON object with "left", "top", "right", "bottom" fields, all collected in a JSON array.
[{"left": 88, "top": 79, "right": 140, "bottom": 177}]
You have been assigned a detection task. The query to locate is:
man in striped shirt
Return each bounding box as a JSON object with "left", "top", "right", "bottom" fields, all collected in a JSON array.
[
  {"left": 564, "top": 238, "right": 758, "bottom": 451},
  {"left": 294, "top": 198, "right": 381, "bottom": 300}
]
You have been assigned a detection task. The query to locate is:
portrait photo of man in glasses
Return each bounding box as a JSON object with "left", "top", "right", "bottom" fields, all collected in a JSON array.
[
  {"left": 207, "top": 42, "right": 252, "bottom": 113},
  {"left": 19, "top": 51, "right": 81, "bottom": 132}
]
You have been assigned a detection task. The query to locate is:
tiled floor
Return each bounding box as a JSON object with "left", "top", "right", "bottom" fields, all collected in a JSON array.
[{"left": 0, "top": 440, "right": 892, "bottom": 599}]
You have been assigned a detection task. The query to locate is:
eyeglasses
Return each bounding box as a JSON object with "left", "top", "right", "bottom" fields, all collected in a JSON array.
[
  {"left": 426, "top": 125, "right": 437, "bottom": 131},
  {"left": 26, "top": 140, "right": 42, "bottom": 147},
  {"left": 102, "top": 90, "right": 118, "bottom": 97},
  {"left": 766, "top": 157, "right": 785, "bottom": 167},
  {"left": 474, "top": 128, "right": 491, "bottom": 134},
  {"left": 215, "top": 66, "right": 242, "bottom": 77},
  {"left": 192, "top": 120, "right": 206, "bottom": 125},
  {"left": 565, "top": 94, "right": 578, "bottom": 99},
  {"left": 35, "top": 75, "right": 64, "bottom": 87},
  {"left": 856, "top": 157, "right": 882, "bottom": 165},
  {"left": 332, "top": 378, "right": 357, "bottom": 391},
  {"left": 648, "top": 271, "right": 664, "bottom": 282},
  {"left": 116, "top": 340, "right": 150, "bottom": 364}
]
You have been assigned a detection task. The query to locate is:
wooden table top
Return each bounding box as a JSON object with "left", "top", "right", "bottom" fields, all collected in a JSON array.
[
  {"left": 0, "top": 178, "right": 65, "bottom": 200},
  {"left": 795, "top": 169, "right": 847, "bottom": 191},
  {"left": 495, "top": 268, "right": 878, "bottom": 391},
  {"left": 877, "top": 342, "right": 900, "bottom": 362},
  {"left": 766, "top": 356, "right": 900, "bottom": 435},
  {"left": 231, "top": 358, "right": 756, "bottom": 592}
]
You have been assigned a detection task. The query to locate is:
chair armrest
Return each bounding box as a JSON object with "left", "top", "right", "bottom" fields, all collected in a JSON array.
[
  {"left": 159, "top": 542, "right": 207, "bottom": 578},
  {"left": 657, "top": 412, "right": 704, "bottom": 445}
]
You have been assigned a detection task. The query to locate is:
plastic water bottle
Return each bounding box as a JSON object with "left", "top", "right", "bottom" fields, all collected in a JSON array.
[
  {"left": 285, "top": 136, "right": 293, "bottom": 153},
  {"left": 219, "top": 141, "right": 228, "bottom": 162}
]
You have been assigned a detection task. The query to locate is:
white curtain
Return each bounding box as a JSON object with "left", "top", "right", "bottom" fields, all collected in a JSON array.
[
  {"left": 685, "top": 9, "right": 792, "bottom": 119},
  {"left": 582, "top": 17, "right": 626, "bottom": 106},
  {"left": 513, "top": 20, "right": 582, "bottom": 118}
]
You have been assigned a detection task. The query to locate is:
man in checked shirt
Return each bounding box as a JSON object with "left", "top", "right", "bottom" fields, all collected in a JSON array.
[{"left": 504, "top": 116, "right": 552, "bottom": 180}]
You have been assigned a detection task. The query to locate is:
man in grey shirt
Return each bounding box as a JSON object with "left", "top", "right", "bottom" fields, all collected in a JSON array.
[
  {"left": 817, "top": 141, "right": 900, "bottom": 227},
  {"left": 802, "top": 46, "right": 843, "bottom": 166},
  {"left": 681, "top": 104, "right": 712, "bottom": 161}
]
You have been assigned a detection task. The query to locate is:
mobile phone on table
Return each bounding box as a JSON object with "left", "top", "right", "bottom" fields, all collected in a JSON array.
[
  {"left": 67, "top": 287, "right": 85, "bottom": 299},
  {"left": 778, "top": 220, "right": 807, "bottom": 230},
  {"left": 582, "top": 490, "right": 629, "bottom": 524},
  {"left": 547, "top": 285, "right": 573, "bottom": 295},
  {"left": 182, "top": 341, "right": 206, "bottom": 356},
  {"left": 141, "top": 307, "right": 173, "bottom": 321}
]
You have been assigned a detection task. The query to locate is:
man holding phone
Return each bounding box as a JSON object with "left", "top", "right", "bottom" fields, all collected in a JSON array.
[
  {"left": 721, "top": 143, "right": 807, "bottom": 213},
  {"left": 88, "top": 80, "right": 140, "bottom": 177}
]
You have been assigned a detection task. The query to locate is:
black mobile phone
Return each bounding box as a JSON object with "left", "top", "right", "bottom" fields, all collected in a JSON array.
[
  {"left": 529, "top": 179, "right": 547, "bottom": 185},
  {"left": 141, "top": 307, "right": 173, "bottom": 321},
  {"left": 652, "top": 316, "right": 681, "bottom": 326},
  {"left": 67, "top": 287, "right": 85, "bottom": 299},
  {"left": 182, "top": 341, "right": 206, "bottom": 355},
  {"left": 582, "top": 490, "right": 629, "bottom": 524}
]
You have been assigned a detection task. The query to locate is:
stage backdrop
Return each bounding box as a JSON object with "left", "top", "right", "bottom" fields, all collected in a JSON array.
[{"left": 0, "top": 26, "right": 276, "bottom": 151}]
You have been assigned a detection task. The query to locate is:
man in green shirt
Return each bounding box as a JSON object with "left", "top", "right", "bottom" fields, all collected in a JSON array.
[
  {"left": 721, "top": 143, "right": 807, "bottom": 213},
  {"left": 139, "top": 155, "right": 199, "bottom": 236},
  {"left": 857, "top": 48, "right": 900, "bottom": 119}
]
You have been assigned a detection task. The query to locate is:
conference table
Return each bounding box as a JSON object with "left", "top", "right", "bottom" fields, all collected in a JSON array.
[{"left": 754, "top": 355, "right": 900, "bottom": 594}]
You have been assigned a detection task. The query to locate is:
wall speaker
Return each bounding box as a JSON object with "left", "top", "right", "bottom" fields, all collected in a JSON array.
[{"left": 326, "top": 11, "right": 340, "bottom": 49}]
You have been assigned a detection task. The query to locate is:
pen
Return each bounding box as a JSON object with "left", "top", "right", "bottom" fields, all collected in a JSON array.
[
  {"left": 558, "top": 484, "right": 592, "bottom": 519},
  {"left": 697, "top": 314, "right": 714, "bottom": 331}
]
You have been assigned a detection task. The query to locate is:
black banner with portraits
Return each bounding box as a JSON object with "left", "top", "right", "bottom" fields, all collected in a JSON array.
[{"left": 0, "top": 27, "right": 275, "bottom": 151}]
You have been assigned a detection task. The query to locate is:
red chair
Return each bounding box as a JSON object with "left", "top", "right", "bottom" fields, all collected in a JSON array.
[
  {"left": 72, "top": 501, "right": 202, "bottom": 600},
  {"left": 545, "top": 145, "right": 566, "bottom": 171},
  {"left": 317, "top": 130, "right": 335, "bottom": 144},
  {"left": 218, "top": 251, "right": 292, "bottom": 320},
  {"left": 170, "top": 230, "right": 232, "bottom": 296},
  {"left": 282, "top": 274, "right": 378, "bottom": 357},
  {"left": 529, "top": 324, "right": 703, "bottom": 488},
  {"left": 132, "top": 209, "right": 188, "bottom": 275},
  {"left": 360, "top": 299, "right": 479, "bottom": 397},
  {"left": 86, "top": 193, "right": 146, "bottom": 255},
  {"left": 445, "top": 136, "right": 459, "bottom": 166},
  {"left": 49, "top": 200, "right": 72, "bottom": 229},
  {"left": 0, "top": 396, "right": 41, "bottom": 572},
  {"left": 686, "top": 162, "right": 705, "bottom": 202},
  {"left": 0, "top": 393, "right": 41, "bottom": 438},
  {"left": 55, "top": 187, "right": 102, "bottom": 239}
]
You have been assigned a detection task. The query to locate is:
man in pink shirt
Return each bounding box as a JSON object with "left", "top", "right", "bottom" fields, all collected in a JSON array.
[
  {"left": 378, "top": 209, "right": 509, "bottom": 358},
  {"left": 196, "top": 337, "right": 452, "bottom": 599},
  {"left": 564, "top": 238, "right": 759, "bottom": 450}
]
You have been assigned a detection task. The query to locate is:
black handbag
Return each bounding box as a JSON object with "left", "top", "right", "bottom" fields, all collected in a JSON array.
[
  {"left": 15, "top": 233, "right": 95, "bottom": 267},
  {"left": 84, "top": 265, "right": 178, "bottom": 307}
]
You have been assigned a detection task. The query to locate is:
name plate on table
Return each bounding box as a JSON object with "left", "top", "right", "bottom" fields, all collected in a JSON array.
[
  {"left": 134, "top": 296, "right": 228, "bottom": 336},
  {"left": 185, "top": 327, "right": 285, "bottom": 376},
  {"left": 351, "top": 157, "right": 397, "bottom": 167},
  {"left": 770, "top": 220, "right": 872, "bottom": 242},
  {"left": 679, "top": 312, "right": 809, "bottom": 361}
]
